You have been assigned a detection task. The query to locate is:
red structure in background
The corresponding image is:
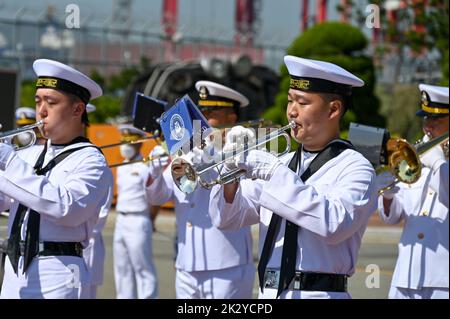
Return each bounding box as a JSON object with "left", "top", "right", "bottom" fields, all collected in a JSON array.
[
  {"left": 301, "top": 0, "right": 309, "bottom": 32},
  {"left": 316, "top": 0, "right": 328, "bottom": 24},
  {"left": 162, "top": 0, "right": 178, "bottom": 61},
  {"left": 235, "top": 0, "right": 260, "bottom": 47},
  {"left": 162, "top": 0, "right": 178, "bottom": 38},
  {"left": 301, "top": 0, "right": 328, "bottom": 32}
]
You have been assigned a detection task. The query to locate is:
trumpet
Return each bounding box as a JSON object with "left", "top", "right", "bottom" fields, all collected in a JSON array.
[
  {"left": 109, "top": 152, "right": 169, "bottom": 168},
  {"left": 99, "top": 135, "right": 159, "bottom": 150},
  {"left": 215, "top": 118, "right": 274, "bottom": 130},
  {"left": 0, "top": 120, "right": 44, "bottom": 150},
  {"left": 171, "top": 120, "right": 296, "bottom": 194},
  {"left": 378, "top": 131, "right": 449, "bottom": 194}
]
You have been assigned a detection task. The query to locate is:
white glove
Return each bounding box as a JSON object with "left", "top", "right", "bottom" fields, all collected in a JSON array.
[
  {"left": 0, "top": 142, "right": 15, "bottom": 171},
  {"left": 376, "top": 171, "right": 399, "bottom": 199},
  {"left": 148, "top": 145, "right": 169, "bottom": 178},
  {"left": 221, "top": 126, "right": 257, "bottom": 174},
  {"left": 225, "top": 125, "right": 256, "bottom": 147},
  {"left": 235, "top": 149, "right": 283, "bottom": 181},
  {"left": 191, "top": 146, "right": 204, "bottom": 164},
  {"left": 420, "top": 145, "right": 446, "bottom": 171}
]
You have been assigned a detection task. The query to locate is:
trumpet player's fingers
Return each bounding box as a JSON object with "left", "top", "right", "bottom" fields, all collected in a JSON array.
[
  {"left": 0, "top": 142, "right": 15, "bottom": 170},
  {"left": 225, "top": 125, "right": 256, "bottom": 145}
]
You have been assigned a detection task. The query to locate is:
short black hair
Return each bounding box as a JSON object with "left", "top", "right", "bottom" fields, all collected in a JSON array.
[
  {"left": 68, "top": 93, "right": 89, "bottom": 126},
  {"left": 322, "top": 92, "right": 351, "bottom": 116}
]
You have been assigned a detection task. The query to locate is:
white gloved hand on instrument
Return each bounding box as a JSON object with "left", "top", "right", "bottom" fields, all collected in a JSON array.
[
  {"left": 234, "top": 149, "right": 283, "bottom": 181},
  {"left": 221, "top": 125, "right": 257, "bottom": 174},
  {"left": 0, "top": 142, "right": 15, "bottom": 171},
  {"left": 375, "top": 171, "right": 400, "bottom": 199},
  {"left": 148, "top": 145, "right": 169, "bottom": 179}
]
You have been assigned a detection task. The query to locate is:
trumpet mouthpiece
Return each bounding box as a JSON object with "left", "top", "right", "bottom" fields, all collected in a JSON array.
[{"left": 288, "top": 120, "right": 297, "bottom": 129}]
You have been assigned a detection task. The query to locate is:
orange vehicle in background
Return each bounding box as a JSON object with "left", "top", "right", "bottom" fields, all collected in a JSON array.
[{"left": 87, "top": 123, "right": 173, "bottom": 209}]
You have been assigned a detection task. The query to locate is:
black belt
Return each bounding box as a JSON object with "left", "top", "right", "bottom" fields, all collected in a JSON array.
[
  {"left": 264, "top": 269, "right": 348, "bottom": 293},
  {"left": 18, "top": 241, "right": 83, "bottom": 258}
]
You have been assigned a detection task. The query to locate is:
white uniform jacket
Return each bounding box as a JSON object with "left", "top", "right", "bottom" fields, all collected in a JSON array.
[
  {"left": 0, "top": 141, "right": 113, "bottom": 298},
  {"left": 379, "top": 160, "right": 449, "bottom": 289},
  {"left": 146, "top": 153, "right": 253, "bottom": 272},
  {"left": 209, "top": 149, "right": 377, "bottom": 278}
]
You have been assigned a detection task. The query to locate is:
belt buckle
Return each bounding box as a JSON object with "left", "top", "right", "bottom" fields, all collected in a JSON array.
[
  {"left": 75, "top": 243, "right": 82, "bottom": 256},
  {"left": 264, "top": 269, "right": 280, "bottom": 289},
  {"left": 292, "top": 272, "right": 302, "bottom": 290}
]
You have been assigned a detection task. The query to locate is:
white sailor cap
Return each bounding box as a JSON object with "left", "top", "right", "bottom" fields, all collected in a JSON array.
[
  {"left": 416, "top": 84, "right": 449, "bottom": 117},
  {"left": 284, "top": 55, "right": 364, "bottom": 96},
  {"left": 195, "top": 80, "right": 249, "bottom": 112},
  {"left": 118, "top": 124, "right": 147, "bottom": 142},
  {"left": 86, "top": 103, "right": 96, "bottom": 114},
  {"left": 15, "top": 107, "right": 36, "bottom": 126},
  {"left": 33, "top": 59, "right": 102, "bottom": 103}
]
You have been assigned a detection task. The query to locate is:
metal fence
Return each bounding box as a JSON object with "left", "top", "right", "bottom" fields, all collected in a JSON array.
[{"left": 0, "top": 3, "right": 288, "bottom": 79}]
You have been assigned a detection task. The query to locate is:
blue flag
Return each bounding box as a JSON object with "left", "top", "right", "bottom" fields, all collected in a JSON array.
[{"left": 160, "top": 94, "right": 212, "bottom": 155}]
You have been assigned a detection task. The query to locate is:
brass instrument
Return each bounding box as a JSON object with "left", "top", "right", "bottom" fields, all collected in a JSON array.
[
  {"left": 109, "top": 152, "right": 169, "bottom": 168},
  {"left": 0, "top": 120, "right": 44, "bottom": 150},
  {"left": 99, "top": 135, "right": 159, "bottom": 150},
  {"left": 215, "top": 118, "right": 274, "bottom": 129},
  {"left": 171, "top": 120, "right": 296, "bottom": 194},
  {"left": 378, "top": 131, "right": 449, "bottom": 194}
]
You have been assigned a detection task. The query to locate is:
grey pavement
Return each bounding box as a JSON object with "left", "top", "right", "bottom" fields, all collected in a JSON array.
[{"left": 1, "top": 209, "right": 401, "bottom": 299}]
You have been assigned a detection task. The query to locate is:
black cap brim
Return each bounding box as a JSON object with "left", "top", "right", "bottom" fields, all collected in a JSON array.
[{"left": 416, "top": 109, "right": 448, "bottom": 118}]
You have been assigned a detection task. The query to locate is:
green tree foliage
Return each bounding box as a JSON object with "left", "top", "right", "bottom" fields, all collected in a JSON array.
[
  {"left": 20, "top": 79, "right": 36, "bottom": 108},
  {"left": 377, "top": 84, "right": 422, "bottom": 142},
  {"left": 264, "top": 22, "right": 384, "bottom": 140}
]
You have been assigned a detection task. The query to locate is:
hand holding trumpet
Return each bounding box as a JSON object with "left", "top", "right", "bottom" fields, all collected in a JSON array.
[{"left": 148, "top": 145, "right": 170, "bottom": 178}]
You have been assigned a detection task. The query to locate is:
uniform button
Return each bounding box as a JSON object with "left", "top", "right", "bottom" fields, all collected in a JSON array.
[
  {"left": 190, "top": 203, "right": 195, "bottom": 208},
  {"left": 417, "top": 232, "right": 425, "bottom": 239},
  {"left": 429, "top": 191, "right": 434, "bottom": 196},
  {"left": 421, "top": 211, "right": 429, "bottom": 216},
  {"left": 187, "top": 221, "right": 192, "bottom": 228}
]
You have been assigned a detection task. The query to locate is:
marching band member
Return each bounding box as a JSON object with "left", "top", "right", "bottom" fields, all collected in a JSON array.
[
  {"left": 113, "top": 124, "right": 158, "bottom": 299},
  {"left": 377, "top": 84, "right": 449, "bottom": 299},
  {"left": 146, "top": 81, "right": 255, "bottom": 299},
  {"left": 209, "top": 56, "right": 378, "bottom": 299},
  {"left": 0, "top": 59, "right": 113, "bottom": 298}
]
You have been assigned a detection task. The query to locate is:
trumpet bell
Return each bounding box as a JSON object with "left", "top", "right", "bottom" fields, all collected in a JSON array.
[
  {"left": 378, "top": 132, "right": 449, "bottom": 194},
  {"left": 0, "top": 120, "right": 44, "bottom": 151},
  {"left": 386, "top": 138, "right": 421, "bottom": 184},
  {"left": 172, "top": 157, "right": 198, "bottom": 194}
]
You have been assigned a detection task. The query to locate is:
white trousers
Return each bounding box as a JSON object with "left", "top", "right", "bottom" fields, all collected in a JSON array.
[
  {"left": 389, "top": 286, "right": 449, "bottom": 299},
  {"left": 175, "top": 264, "right": 255, "bottom": 299},
  {"left": 1, "top": 255, "right": 90, "bottom": 299},
  {"left": 113, "top": 212, "right": 158, "bottom": 299}
]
